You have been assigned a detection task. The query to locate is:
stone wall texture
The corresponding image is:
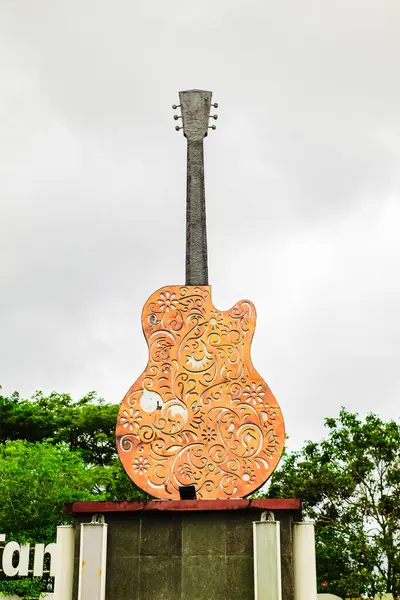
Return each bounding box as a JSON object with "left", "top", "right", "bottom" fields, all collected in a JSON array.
[{"left": 71, "top": 504, "right": 299, "bottom": 600}]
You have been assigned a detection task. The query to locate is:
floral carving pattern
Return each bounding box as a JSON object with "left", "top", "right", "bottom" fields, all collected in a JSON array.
[{"left": 116, "top": 286, "right": 285, "bottom": 499}]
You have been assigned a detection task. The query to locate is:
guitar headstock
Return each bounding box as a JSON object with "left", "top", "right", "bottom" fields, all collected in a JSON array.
[{"left": 173, "top": 89, "right": 218, "bottom": 140}]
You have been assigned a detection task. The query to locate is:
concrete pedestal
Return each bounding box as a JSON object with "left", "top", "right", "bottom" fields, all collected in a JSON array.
[{"left": 65, "top": 499, "right": 301, "bottom": 600}]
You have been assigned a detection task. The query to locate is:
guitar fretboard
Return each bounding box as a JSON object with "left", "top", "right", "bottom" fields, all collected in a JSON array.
[
  {"left": 176, "top": 89, "right": 216, "bottom": 286},
  {"left": 185, "top": 137, "right": 208, "bottom": 286}
]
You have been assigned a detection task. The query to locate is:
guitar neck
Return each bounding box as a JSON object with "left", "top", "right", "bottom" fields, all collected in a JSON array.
[
  {"left": 185, "top": 138, "right": 208, "bottom": 286},
  {"left": 176, "top": 89, "right": 216, "bottom": 287}
]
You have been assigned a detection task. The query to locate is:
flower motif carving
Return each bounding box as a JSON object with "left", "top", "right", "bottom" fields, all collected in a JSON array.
[
  {"left": 157, "top": 291, "right": 178, "bottom": 312},
  {"left": 133, "top": 455, "right": 150, "bottom": 474},
  {"left": 243, "top": 382, "right": 266, "bottom": 406},
  {"left": 201, "top": 426, "right": 217, "bottom": 443},
  {"left": 120, "top": 408, "right": 141, "bottom": 431},
  {"left": 242, "top": 464, "right": 257, "bottom": 485}
]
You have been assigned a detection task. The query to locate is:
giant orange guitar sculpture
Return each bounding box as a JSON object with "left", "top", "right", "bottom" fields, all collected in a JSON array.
[{"left": 116, "top": 90, "right": 284, "bottom": 499}]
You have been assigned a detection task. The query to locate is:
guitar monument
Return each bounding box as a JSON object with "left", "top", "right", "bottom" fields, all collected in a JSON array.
[{"left": 116, "top": 89, "right": 285, "bottom": 500}]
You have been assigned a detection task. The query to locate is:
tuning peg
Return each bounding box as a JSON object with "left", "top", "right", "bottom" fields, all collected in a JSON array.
[
  {"left": 208, "top": 124, "right": 216, "bottom": 130},
  {"left": 212, "top": 102, "right": 218, "bottom": 108},
  {"left": 174, "top": 115, "right": 182, "bottom": 120},
  {"left": 210, "top": 114, "right": 218, "bottom": 120},
  {"left": 175, "top": 125, "right": 183, "bottom": 131},
  {"left": 172, "top": 104, "right": 181, "bottom": 109}
]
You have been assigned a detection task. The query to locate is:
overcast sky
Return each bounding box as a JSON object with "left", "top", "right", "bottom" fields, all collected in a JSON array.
[{"left": 1, "top": 0, "right": 399, "bottom": 451}]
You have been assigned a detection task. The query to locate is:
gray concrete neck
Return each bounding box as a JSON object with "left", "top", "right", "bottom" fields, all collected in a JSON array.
[{"left": 185, "top": 138, "right": 208, "bottom": 286}]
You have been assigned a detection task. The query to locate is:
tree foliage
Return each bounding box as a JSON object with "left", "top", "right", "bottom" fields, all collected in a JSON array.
[
  {"left": 0, "top": 390, "right": 119, "bottom": 466},
  {"left": 268, "top": 408, "right": 400, "bottom": 598},
  {"left": 0, "top": 389, "right": 147, "bottom": 598},
  {"left": 0, "top": 441, "right": 104, "bottom": 543}
]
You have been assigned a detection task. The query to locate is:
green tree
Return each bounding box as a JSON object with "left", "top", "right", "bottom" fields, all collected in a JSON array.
[
  {"left": 0, "top": 389, "right": 149, "bottom": 501},
  {"left": 0, "top": 390, "right": 119, "bottom": 466},
  {"left": 0, "top": 440, "right": 107, "bottom": 598},
  {"left": 0, "top": 439, "right": 148, "bottom": 598},
  {"left": 0, "top": 440, "right": 106, "bottom": 542},
  {"left": 268, "top": 409, "right": 400, "bottom": 598},
  {"left": 0, "top": 390, "right": 149, "bottom": 598}
]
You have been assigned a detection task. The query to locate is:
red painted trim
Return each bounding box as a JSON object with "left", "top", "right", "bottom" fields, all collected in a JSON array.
[{"left": 65, "top": 498, "right": 301, "bottom": 515}]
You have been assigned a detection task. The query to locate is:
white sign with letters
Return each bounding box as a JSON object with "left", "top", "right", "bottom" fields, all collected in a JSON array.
[
  {"left": 0, "top": 533, "right": 57, "bottom": 578},
  {"left": 0, "top": 532, "right": 57, "bottom": 600}
]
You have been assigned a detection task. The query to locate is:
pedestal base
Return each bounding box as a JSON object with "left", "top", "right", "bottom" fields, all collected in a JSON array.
[{"left": 65, "top": 499, "right": 301, "bottom": 600}]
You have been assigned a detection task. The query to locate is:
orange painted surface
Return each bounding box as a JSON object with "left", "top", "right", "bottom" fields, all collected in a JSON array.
[{"left": 116, "top": 285, "right": 285, "bottom": 499}]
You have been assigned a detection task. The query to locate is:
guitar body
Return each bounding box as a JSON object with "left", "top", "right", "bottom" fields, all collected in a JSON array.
[{"left": 116, "top": 285, "right": 285, "bottom": 499}]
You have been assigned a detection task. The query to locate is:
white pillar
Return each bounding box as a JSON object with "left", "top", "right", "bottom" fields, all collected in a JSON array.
[
  {"left": 77, "top": 522, "right": 108, "bottom": 600},
  {"left": 54, "top": 525, "right": 75, "bottom": 600},
  {"left": 293, "top": 522, "right": 317, "bottom": 600},
  {"left": 253, "top": 520, "right": 282, "bottom": 600}
]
